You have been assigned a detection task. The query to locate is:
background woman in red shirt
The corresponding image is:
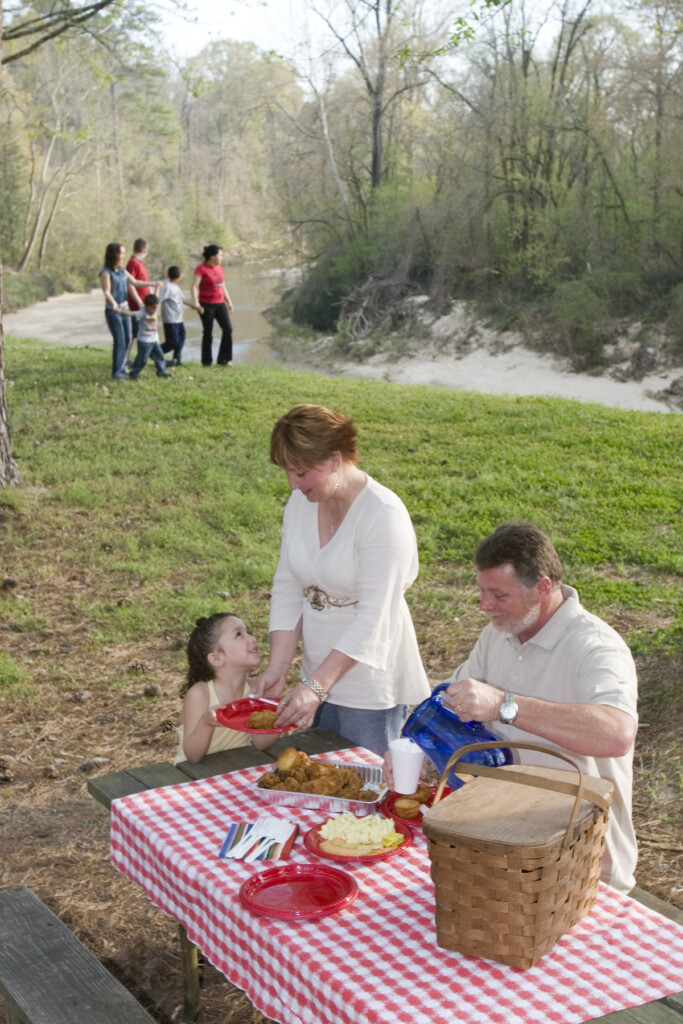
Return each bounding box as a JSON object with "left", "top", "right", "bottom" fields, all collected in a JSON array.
[{"left": 191, "top": 244, "right": 234, "bottom": 366}]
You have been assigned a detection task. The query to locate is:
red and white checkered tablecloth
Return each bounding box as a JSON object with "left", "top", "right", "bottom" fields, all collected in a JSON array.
[{"left": 110, "top": 747, "right": 683, "bottom": 1024}]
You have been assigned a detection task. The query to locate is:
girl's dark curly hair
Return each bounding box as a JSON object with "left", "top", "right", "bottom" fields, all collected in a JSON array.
[{"left": 181, "top": 613, "right": 235, "bottom": 697}]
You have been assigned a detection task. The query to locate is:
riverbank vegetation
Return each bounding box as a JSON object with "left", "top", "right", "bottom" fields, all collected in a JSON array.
[{"left": 4, "top": 1, "right": 683, "bottom": 372}]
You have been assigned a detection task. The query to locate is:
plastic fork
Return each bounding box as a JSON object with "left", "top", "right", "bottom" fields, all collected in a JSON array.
[
  {"left": 224, "top": 816, "right": 271, "bottom": 859},
  {"left": 244, "top": 819, "right": 295, "bottom": 862}
]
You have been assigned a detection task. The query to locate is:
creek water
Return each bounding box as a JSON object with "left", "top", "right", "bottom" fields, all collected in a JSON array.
[
  {"left": 3, "top": 263, "right": 287, "bottom": 365},
  {"left": 181, "top": 263, "right": 283, "bottom": 365}
]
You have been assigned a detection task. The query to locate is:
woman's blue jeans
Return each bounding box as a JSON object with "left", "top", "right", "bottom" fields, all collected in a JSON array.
[
  {"left": 105, "top": 307, "right": 132, "bottom": 379},
  {"left": 313, "top": 702, "right": 408, "bottom": 756}
]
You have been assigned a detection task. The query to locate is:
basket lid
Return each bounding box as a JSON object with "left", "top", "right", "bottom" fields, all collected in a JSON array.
[{"left": 422, "top": 764, "right": 612, "bottom": 848}]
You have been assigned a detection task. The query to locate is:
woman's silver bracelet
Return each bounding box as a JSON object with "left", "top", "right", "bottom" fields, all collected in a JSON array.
[{"left": 301, "top": 675, "right": 328, "bottom": 703}]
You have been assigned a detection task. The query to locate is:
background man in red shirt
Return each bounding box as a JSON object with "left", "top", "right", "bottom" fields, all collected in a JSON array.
[{"left": 126, "top": 238, "right": 150, "bottom": 345}]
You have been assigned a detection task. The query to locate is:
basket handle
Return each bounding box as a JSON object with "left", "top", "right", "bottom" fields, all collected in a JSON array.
[{"left": 432, "top": 741, "right": 613, "bottom": 848}]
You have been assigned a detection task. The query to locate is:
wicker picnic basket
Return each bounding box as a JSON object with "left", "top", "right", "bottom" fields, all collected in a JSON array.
[{"left": 422, "top": 741, "right": 614, "bottom": 969}]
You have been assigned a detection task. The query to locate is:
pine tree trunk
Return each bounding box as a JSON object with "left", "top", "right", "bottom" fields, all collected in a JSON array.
[
  {"left": 0, "top": 285, "right": 22, "bottom": 488},
  {"left": 0, "top": 0, "right": 22, "bottom": 488}
]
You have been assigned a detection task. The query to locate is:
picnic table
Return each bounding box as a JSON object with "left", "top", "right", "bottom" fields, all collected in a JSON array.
[{"left": 89, "top": 731, "right": 683, "bottom": 1024}]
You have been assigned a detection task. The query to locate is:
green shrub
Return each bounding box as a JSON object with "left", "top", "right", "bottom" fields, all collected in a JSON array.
[
  {"left": 293, "top": 245, "right": 370, "bottom": 331},
  {"left": 547, "top": 279, "right": 609, "bottom": 368},
  {"left": 2, "top": 270, "right": 61, "bottom": 314}
]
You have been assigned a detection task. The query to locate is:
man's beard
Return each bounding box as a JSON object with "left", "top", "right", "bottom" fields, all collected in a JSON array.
[{"left": 491, "top": 601, "right": 541, "bottom": 636}]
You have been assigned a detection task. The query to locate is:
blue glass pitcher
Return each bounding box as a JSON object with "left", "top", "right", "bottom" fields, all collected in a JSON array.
[{"left": 402, "top": 682, "right": 513, "bottom": 789}]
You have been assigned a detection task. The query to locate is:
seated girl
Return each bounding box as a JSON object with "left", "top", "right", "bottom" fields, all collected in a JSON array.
[{"left": 175, "top": 613, "right": 277, "bottom": 764}]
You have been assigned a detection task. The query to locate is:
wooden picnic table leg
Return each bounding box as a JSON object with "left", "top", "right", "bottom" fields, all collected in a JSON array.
[{"left": 178, "top": 923, "right": 201, "bottom": 1022}]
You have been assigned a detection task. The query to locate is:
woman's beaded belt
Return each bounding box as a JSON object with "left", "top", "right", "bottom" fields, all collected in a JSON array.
[{"left": 303, "top": 585, "right": 358, "bottom": 612}]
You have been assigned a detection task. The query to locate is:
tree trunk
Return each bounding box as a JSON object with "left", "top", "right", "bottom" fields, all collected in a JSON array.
[
  {"left": 371, "top": 90, "right": 383, "bottom": 189},
  {"left": 110, "top": 80, "right": 125, "bottom": 205},
  {"left": 0, "top": 253, "right": 22, "bottom": 489},
  {"left": 316, "top": 90, "right": 354, "bottom": 228},
  {"left": 0, "top": 0, "right": 22, "bottom": 487},
  {"left": 0, "top": 346, "right": 21, "bottom": 488},
  {"left": 39, "top": 175, "right": 72, "bottom": 268}
]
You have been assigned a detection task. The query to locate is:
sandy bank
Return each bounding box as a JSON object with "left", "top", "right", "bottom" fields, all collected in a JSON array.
[{"left": 339, "top": 344, "right": 680, "bottom": 413}]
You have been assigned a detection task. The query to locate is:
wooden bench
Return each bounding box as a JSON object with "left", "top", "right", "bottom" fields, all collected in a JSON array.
[
  {"left": 86, "top": 727, "right": 353, "bottom": 810},
  {"left": 0, "top": 886, "right": 157, "bottom": 1024}
]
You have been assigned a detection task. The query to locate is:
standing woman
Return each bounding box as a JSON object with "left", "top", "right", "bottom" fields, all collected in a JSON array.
[
  {"left": 100, "top": 242, "right": 151, "bottom": 380},
  {"left": 191, "top": 244, "right": 234, "bottom": 366},
  {"left": 251, "top": 404, "right": 430, "bottom": 756}
]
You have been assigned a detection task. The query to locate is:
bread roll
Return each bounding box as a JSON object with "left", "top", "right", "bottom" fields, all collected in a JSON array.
[{"left": 393, "top": 797, "right": 421, "bottom": 819}]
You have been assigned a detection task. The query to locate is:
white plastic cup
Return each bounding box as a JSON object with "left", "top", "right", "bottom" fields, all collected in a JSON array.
[{"left": 389, "top": 737, "right": 425, "bottom": 794}]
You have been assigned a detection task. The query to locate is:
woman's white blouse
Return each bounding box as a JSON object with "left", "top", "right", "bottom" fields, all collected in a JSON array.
[{"left": 269, "top": 475, "right": 430, "bottom": 709}]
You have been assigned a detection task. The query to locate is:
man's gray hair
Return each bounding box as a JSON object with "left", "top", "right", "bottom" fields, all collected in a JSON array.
[{"left": 475, "top": 522, "right": 563, "bottom": 590}]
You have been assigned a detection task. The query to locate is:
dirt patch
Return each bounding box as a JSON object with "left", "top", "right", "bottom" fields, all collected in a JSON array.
[{"left": 1, "top": 564, "right": 682, "bottom": 1022}]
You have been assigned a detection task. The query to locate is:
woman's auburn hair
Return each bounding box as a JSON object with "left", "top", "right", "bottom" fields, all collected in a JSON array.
[{"left": 270, "top": 404, "right": 359, "bottom": 469}]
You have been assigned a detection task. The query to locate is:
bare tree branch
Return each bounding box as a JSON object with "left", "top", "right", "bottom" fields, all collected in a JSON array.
[{"left": 2, "top": 0, "right": 120, "bottom": 64}]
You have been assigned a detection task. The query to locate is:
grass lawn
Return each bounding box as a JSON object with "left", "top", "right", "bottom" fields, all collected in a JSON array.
[{"left": 3, "top": 340, "right": 682, "bottom": 682}]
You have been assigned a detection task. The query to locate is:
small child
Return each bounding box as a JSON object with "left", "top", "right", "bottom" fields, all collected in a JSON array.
[
  {"left": 175, "top": 613, "right": 276, "bottom": 764},
  {"left": 125, "top": 294, "right": 168, "bottom": 379},
  {"left": 159, "top": 265, "right": 198, "bottom": 366}
]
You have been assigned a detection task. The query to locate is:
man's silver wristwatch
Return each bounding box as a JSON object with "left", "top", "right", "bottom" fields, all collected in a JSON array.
[
  {"left": 301, "top": 675, "right": 328, "bottom": 703},
  {"left": 499, "top": 691, "right": 519, "bottom": 725}
]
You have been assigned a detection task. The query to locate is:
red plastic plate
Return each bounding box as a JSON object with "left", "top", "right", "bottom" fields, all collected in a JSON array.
[
  {"left": 215, "top": 698, "right": 294, "bottom": 734},
  {"left": 303, "top": 819, "right": 413, "bottom": 863},
  {"left": 238, "top": 863, "right": 359, "bottom": 920},
  {"left": 379, "top": 786, "right": 452, "bottom": 828}
]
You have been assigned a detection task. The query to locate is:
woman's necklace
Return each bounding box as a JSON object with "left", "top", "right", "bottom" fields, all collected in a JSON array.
[
  {"left": 325, "top": 470, "right": 366, "bottom": 537},
  {"left": 328, "top": 475, "right": 341, "bottom": 535},
  {"left": 325, "top": 500, "right": 341, "bottom": 536}
]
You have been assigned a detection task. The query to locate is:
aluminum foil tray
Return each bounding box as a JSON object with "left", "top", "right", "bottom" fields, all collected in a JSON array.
[{"left": 253, "top": 760, "right": 388, "bottom": 815}]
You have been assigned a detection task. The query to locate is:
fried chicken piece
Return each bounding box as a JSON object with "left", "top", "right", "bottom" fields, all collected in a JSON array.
[
  {"left": 320, "top": 775, "right": 343, "bottom": 794},
  {"left": 247, "top": 709, "right": 277, "bottom": 729},
  {"left": 299, "top": 779, "right": 325, "bottom": 794},
  {"left": 280, "top": 777, "right": 301, "bottom": 791},
  {"left": 276, "top": 747, "right": 312, "bottom": 772},
  {"left": 257, "top": 772, "right": 282, "bottom": 789},
  {"left": 336, "top": 768, "right": 364, "bottom": 794},
  {"left": 279, "top": 767, "right": 307, "bottom": 784},
  {"left": 257, "top": 769, "right": 303, "bottom": 793},
  {"left": 320, "top": 767, "right": 343, "bottom": 788},
  {"left": 307, "top": 762, "right": 338, "bottom": 778},
  {"left": 335, "top": 785, "right": 362, "bottom": 799},
  {"left": 300, "top": 776, "right": 339, "bottom": 795},
  {"left": 355, "top": 789, "right": 379, "bottom": 801}
]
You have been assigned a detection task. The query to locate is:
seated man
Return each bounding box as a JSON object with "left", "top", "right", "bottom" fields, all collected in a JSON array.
[{"left": 390, "top": 521, "right": 639, "bottom": 892}]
